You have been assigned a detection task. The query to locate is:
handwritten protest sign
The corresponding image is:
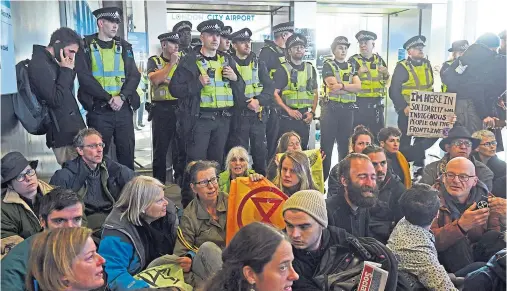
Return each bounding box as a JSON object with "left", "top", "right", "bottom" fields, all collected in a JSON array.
[{"left": 407, "top": 91, "right": 456, "bottom": 138}]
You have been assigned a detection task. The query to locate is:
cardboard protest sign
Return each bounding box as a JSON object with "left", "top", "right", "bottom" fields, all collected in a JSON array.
[{"left": 407, "top": 91, "right": 456, "bottom": 138}]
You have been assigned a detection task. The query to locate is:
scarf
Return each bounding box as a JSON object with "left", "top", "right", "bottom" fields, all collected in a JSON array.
[{"left": 442, "top": 184, "right": 488, "bottom": 221}]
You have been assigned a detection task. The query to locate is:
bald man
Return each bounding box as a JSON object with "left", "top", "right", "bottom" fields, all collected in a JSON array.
[{"left": 430, "top": 157, "right": 505, "bottom": 273}]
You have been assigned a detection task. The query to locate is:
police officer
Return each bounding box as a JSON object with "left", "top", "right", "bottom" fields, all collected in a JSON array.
[
  {"left": 169, "top": 19, "right": 244, "bottom": 168},
  {"left": 499, "top": 30, "right": 506, "bottom": 56},
  {"left": 191, "top": 38, "right": 202, "bottom": 47},
  {"left": 273, "top": 34, "right": 318, "bottom": 149},
  {"left": 441, "top": 40, "right": 469, "bottom": 92},
  {"left": 219, "top": 26, "right": 233, "bottom": 54},
  {"left": 146, "top": 32, "right": 180, "bottom": 184},
  {"left": 349, "top": 30, "right": 389, "bottom": 139},
  {"left": 75, "top": 7, "right": 140, "bottom": 170},
  {"left": 227, "top": 28, "right": 273, "bottom": 175},
  {"left": 320, "top": 36, "right": 362, "bottom": 180},
  {"left": 389, "top": 35, "right": 436, "bottom": 165},
  {"left": 259, "top": 21, "right": 294, "bottom": 160},
  {"left": 173, "top": 21, "right": 193, "bottom": 56}
]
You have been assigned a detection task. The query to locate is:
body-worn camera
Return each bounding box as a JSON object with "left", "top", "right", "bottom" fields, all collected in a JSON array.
[
  {"left": 207, "top": 68, "right": 216, "bottom": 79},
  {"left": 342, "top": 73, "right": 350, "bottom": 82},
  {"left": 370, "top": 63, "right": 377, "bottom": 70}
]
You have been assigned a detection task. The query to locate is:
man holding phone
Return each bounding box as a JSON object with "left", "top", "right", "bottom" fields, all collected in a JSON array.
[{"left": 28, "top": 27, "right": 86, "bottom": 165}]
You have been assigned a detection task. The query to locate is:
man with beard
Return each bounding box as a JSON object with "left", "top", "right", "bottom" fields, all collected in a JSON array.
[
  {"left": 173, "top": 21, "right": 193, "bottom": 56},
  {"left": 362, "top": 145, "right": 405, "bottom": 243},
  {"left": 326, "top": 153, "right": 378, "bottom": 237}
]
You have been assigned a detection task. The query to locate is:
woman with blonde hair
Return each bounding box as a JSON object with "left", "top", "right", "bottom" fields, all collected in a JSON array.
[
  {"left": 219, "top": 146, "right": 263, "bottom": 194},
  {"left": 26, "top": 227, "right": 105, "bottom": 291},
  {"left": 274, "top": 151, "right": 317, "bottom": 196},
  {"left": 266, "top": 132, "right": 303, "bottom": 180},
  {"left": 98, "top": 175, "right": 179, "bottom": 290}
]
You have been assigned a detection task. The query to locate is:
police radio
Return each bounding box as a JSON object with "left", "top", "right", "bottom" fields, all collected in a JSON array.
[
  {"left": 222, "top": 59, "right": 230, "bottom": 82},
  {"left": 207, "top": 68, "right": 216, "bottom": 79}
]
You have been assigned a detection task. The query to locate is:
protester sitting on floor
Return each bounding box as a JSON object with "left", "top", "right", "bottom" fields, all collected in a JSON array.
[
  {"left": 204, "top": 222, "right": 299, "bottom": 291},
  {"left": 267, "top": 131, "right": 303, "bottom": 180},
  {"left": 273, "top": 151, "right": 317, "bottom": 197},
  {"left": 173, "top": 161, "right": 227, "bottom": 288},
  {"left": 363, "top": 145, "right": 405, "bottom": 243},
  {"left": 2, "top": 188, "right": 84, "bottom": 291},
  {"left": 378, "top": 127, "right": 412, "bottom": 188},
  {"left": 98, "top": 176, "right": 179, "bottom": 290},
  {"left": 1, "top": 152, "right": 53, "bottom": 249},
  {"left": 472, "top": 130, "right": 506, "bottom": 198},
  {"left": 26, "top": 227, "right": 105, "bottom": 291},
  {"left": 430, "top": 157, "right": 506, "bottom": 273},
  {"left": 327, "top": 153, "right": 378, "bottom": 237},
  {"left": 420, "top": 126, "right": 493, "bottom": 190},
  {"left": 218, "top": 146, "right": 263, "bottom": 194},
  {"left": 181, "top": 161, "right": 197, "bottom": 209}
]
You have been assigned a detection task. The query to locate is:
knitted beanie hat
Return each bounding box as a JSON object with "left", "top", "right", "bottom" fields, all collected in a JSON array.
[{"left": 282, "top": 190, "right": 328, "bottom": 228}]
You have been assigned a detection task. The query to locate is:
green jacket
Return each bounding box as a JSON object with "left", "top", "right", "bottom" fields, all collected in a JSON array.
[
  {"left": 218, "top": 169, "right": 255, "bottom": 194},
  {"left": 1, "top": 235, "right": 35, "bottom": 291}
]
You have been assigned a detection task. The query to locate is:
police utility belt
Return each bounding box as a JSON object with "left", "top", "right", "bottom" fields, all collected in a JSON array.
[
  {"left": 356, "top": 98, "right": 384, "bottom": 109},
  {"left": 280, "top": 108, "right": 311, "bottom": 119},
  {"left": 196, "top": 109, "right": 233, "bottom": 120}
]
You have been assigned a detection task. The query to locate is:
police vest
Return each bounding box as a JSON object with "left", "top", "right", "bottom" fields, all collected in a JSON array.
[
  {"left": 352, "top": 54, "right": 386, "bottom": 98},
  {"left": 236, "top": 57, "right": 263, "bottom": 99},
  {"left": 441, "top": 60, "right": 453, "bottom": 92},
  {"left": 136, "top": 73, "right": 148, "bottom": 97},
  {"left": 196, "top": 55, "right": 234, "bottom": 109},
  {"left": 90, "top": 40, "right": 125, "bottom": 96},
  {"left": 280, "top": 62, "right": 314, "bottom": 109},
  {"left": 399, "top": 59, "right": 434, "bottom": 102},
  {"left": 150, "top": 56, "right": 178, "bottom": 101},
  {"left": 321, "top": 59, "right": 356, "bottom": 103},
  {"left": 266, "top": 45, "right": 286, "bottom": 79}
]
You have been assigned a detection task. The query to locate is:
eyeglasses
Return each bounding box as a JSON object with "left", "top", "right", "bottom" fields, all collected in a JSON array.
[
  {"left": 443, "top": 172, "right": 475, "bottom": 182},
  {"left": 16, "top": 168, "right": 36, "bottom": 182},
  {"left": 480, "top": 141, "right": 497, "bottom": 147},
  {"left": 450, "top": 140, "right": 472, "bottom": 148},
  {"left": 81, "top": 143, "right": 105, "bottom": 149},
  {"left": 194, "top": 176, "right": 219, "bottom": 187}
]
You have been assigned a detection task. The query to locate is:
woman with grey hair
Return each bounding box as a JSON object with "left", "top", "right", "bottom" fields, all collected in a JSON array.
[
  {"left": 218, "top": 146, "right": 264, "bottom": 194},
  {"left": 472, "top": 130, "right": 506, "bottom": 197},
  {"left": 98, "top": 176, "right": 179, "bottom": 290}
]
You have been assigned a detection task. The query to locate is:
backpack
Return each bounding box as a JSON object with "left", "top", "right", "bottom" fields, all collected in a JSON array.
[
  {"left": 464, "top": 249, "right": 506, "bottom": 291},
  {"left": 13, "top": 59, "right": 52, "bottom": 135}
]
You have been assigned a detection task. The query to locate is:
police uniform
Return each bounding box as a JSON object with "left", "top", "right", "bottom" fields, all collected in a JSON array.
[
  {"left": 75, "top": 7, "right": 140, "bottom": 170},
  {"left": 320, "top": 36, "right": 358, "bottom": 180},
  {"left": 146, "top": 32, "right": 181, "bottom": 184},
  {"left": 348, "top": 30, "right": 389, "bottom": 139},
  {"left": 441, "top": 40, "right": 469, "bottom": 92},
  {"left": 389, "top": 35, "right": 436, "bottom": 165},
  {"left": 273, "top": 34, "right": 318, "bottom": 149},
  {"left": 259, "top": 21, "right": 293, "bottom": 160},
  {"left": 169, "top": 19, "right": 245, "bottom": 169},
  {"left": 173, "top": 21, "right": 193, "bottom": 56},
  {"left": 219, "top": 26, "right": 233, "bottom": 54},
  {"left": 227, "top": 28, "right": 273, "bottom": 175}
]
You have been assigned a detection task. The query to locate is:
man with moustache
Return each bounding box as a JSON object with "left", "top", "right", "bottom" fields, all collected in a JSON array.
[
  {"left": 362, "top": 145, "right": 405, "bottom": 243},
  {"left": 326, "top": 153, "right": 378, "bottom": 237}
]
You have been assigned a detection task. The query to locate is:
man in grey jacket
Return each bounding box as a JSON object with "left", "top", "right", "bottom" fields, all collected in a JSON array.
[{"left": 420, "top": 126, "right": 493, "bottom": 190}]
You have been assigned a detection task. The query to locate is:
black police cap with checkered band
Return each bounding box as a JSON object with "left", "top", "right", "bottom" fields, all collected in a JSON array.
[
  {"left": 231, "top": 28, "right": 252, "bottom": 42},
  {"left": 403, "top": 35, "right": 426, "bottom": 50},
  {"left": 448, "top": 40, "right": 469, "bottom": 52},
  {"left": 173, "top": 21, "right": 192, "bottom": 33},
  {"left": 220, "top": 26, "right": 233, "bottom": 38},
  {"left": 286, "top": 33, "right": 307, "bottom": 49},
  {"left": 93, "top": 7, "right": 123, "bottom": 23},
  {"left": 272, "top": 21, "right": 294, "bottom": 34},
  {"left": 197, "top": 19, "right": 224, "bottom": 34},
  {"left": 355, "top": 30, "right": 377, "bottom": 42},
  {"left": 158, "top": 32, "right": 180, "bottom": 44}
]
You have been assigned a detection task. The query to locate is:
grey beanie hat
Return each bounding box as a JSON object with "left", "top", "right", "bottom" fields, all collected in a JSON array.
[{"left": 283, "top": 190, "right": 328, "bottom": 228}]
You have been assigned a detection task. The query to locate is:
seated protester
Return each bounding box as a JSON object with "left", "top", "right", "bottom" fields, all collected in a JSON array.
[
  {"left": 327, "top": 153, "right": 377, "bottom": 237},
  {"left": 274, "top": 151, "right": 317, "bottom": 197},
  {"left": 328, "top": 125, "right": 374, "bottom": 197},
  {"left": 218, "top": 146, "right": 263, "bottom": 194},
  {"left": 50, "top": 128, "right": 135, "bottom": 241},
  {"left": 181, "top": 161, "right": 197, "bottom": 209},
  {"left": 1, "top": 152, "right": 52, "bottom": 248},
  {"left": 267, "top": 131, "right": 303, "bottom": 181},
  {"left": 1, "top": 188, "right": 84, "bottom": 291},
  {"left": 388, "top": 184, "right": 460, "bottom": 291},
  {"left": 378, "top": 127, "right": 411, "bottom": 188},
  {"left": 363, "top": 145, "right": 405, "bottom": 243},
  {"left": 283, "top": 189, "right": 352, "bottom": 291},
  {"left": 472, "top": 130, "right": 506, "bottom": 198},
  {"left": 204, "top": 222, "right": 299, "bottom": 291},
  {"left": 431, "top": 157, "right": 506, "bottom": 273},
  {"left": 421, "top": 126, "right": 493, "bottom": 190},
  {"left": 173, "top": 161, "right": 227, "bottom": 288},
  {"left": 26, "top": 227, "right": 106, "bottom": 291}
]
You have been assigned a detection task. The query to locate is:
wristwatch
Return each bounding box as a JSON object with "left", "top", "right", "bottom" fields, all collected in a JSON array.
[{"left": 119, "top": 94, "right": 127, "bottom": 101}]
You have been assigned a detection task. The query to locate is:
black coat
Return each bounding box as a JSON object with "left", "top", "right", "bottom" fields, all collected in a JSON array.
[
  {"left": 473, "top": 152, "right": 507, "bottom": 198},
  {"left": 326, "top": 189, "right": 371, "bottom": 238},
  {"left": 28, "top": 45, "right": 86, "bottom": 148}
]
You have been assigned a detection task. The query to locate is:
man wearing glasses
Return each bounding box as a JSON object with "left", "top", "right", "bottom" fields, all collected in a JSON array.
[
  {"left": 430, "top": 157, "right": 505, "bottom": 273},
  {"left": 472, "top": 130, "right": 506, "bottom": 198},
  {"left": 50, "top": 128, "right": 134, "bottom": 242},
  {"left": 420, "top": 126, "right": 493, "bottom": 190}
]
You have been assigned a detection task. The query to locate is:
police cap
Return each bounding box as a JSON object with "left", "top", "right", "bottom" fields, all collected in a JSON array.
[
  {"left": 403, "top": 35, "right": 426, "bottom": 50},
  {"left": 220, "top": 26, "right": 233, "bottom": 39},
  {"left": 93, "top": 7, "right": 123, "bottom": 23},
  {"left": 448, "top": 40, "right": 469, "bottom": 52},
  {"left": 197, "top": 19, "right": 224, "bottom": 34},
  {"left": 355, "top": 30, "right": 377, "bottom": 42},
  {"left": 286, "top": 33, "right": 307, "bottom": 49},
  {"left": 272, "top": 21, "right": 294, "bottom": 34},
  {"left": 331, "top": 36, "right": 350, "bottom": 51},
  {"left": 173, "top": 21, "right": 192, "bottom": 33},
  {"left": 231, "top": 28, "right": 252, "bottom": 42},
  {"left": 158, "top": 32, "right": 180, "bottom": 44},
  {"left": 191, "top": 37, "right": 202, "bottom": 46}
]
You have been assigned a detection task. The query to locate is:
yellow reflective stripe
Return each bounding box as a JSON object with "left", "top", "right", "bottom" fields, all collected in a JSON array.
[
  {"left": 150, "top": 56, "right": 178, "bottom": 101},
  {"left": 90, "top": 40, "right": 125, "bottom": 95},
  {"left": 399, "top": 60, "right": 434, "bottom": 101},
  {"left": 177, "top": 227, "right": 199, "bottom": 253},
  {"left": 197, "top": 56, "right": 234, "bottom": 108}
]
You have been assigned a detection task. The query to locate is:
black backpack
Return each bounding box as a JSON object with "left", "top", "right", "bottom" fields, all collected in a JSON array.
[{"left": 13, "top": 59, "right": 52, "bottom": 135}]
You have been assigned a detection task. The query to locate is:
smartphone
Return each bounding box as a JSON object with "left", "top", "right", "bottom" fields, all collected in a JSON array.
[
  {"left": 53, "top": 42, "right": 66, "bottom": 62},
  {"left": 477, "top": 200, "right": 489, "bottom": 209}
]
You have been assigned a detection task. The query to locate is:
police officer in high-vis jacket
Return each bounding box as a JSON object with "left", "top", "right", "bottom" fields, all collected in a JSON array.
[
  {"left": 173, "top": 21, "right": 193, "bottom": 56},
  {"left": 75, "top": 7, "right": 140, "bottom": 170},
  {"left": 349, "top": 30, "right": 389, "bottom": 139},
  {"left": 146, "top": 32, "right": 180, "bottom": 184},
  {"left": 219, "top": 26, "right": 233, "bottom": 54},
  {"left": 273, "top": 33, "right": 318, "bottom": 149},
  {"left": 389, "top": 35, "right": 436, "bottom": 165},
  {"left": 259, "top": 21, "right": 294, "bottom": 160},
  {"left": 320, "top": 36, "right": 362, "bottom": 180},
  {"left": 441, "top": 40, "right": 469, "bottom": 92},
  {"left": 169, "top": 19, "right": 245, "bottom": 168},
  {"left": 227, "top": 28, "right": 274, "bottom": 175}
]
